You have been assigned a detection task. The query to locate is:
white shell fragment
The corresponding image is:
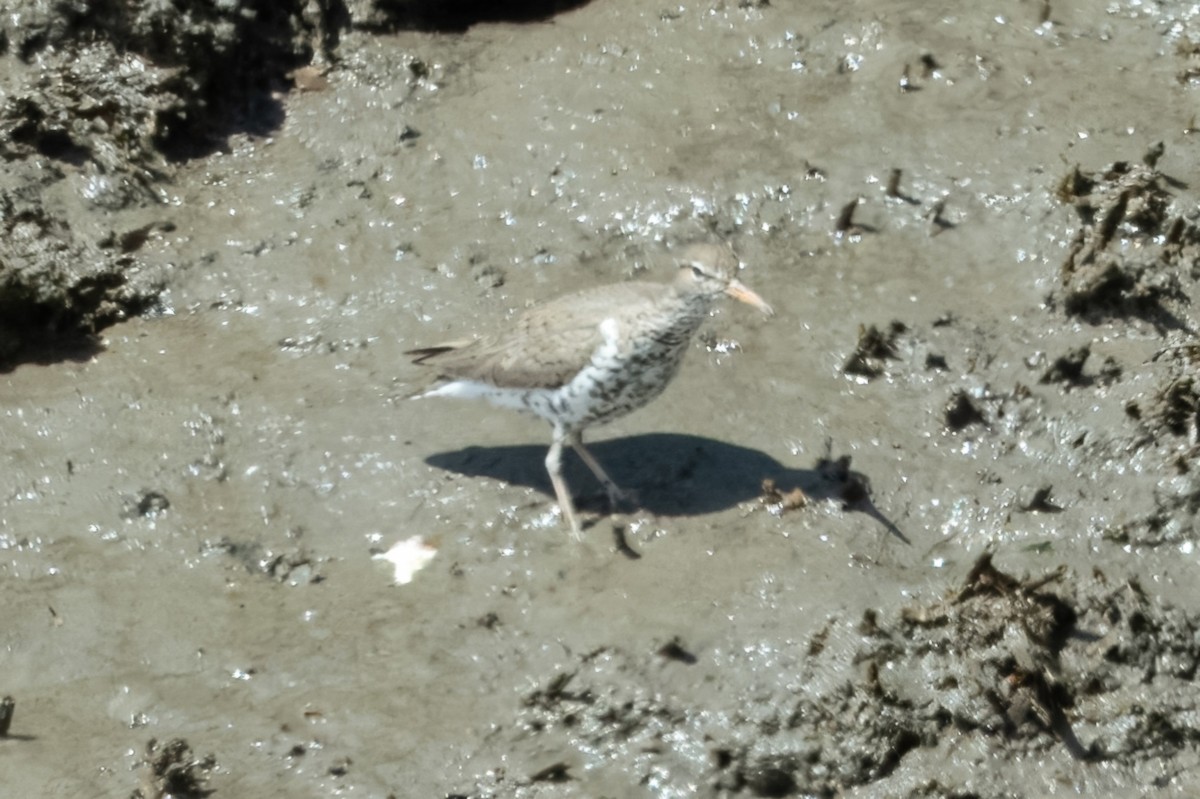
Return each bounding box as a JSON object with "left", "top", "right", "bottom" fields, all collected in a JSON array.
[{"left": 373, "top": 535, "right": 438, "bottom": 585}]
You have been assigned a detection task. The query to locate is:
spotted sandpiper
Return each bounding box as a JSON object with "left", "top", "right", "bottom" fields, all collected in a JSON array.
[{"left": 408, "top": 242, "right": 773, "bottom": 538}]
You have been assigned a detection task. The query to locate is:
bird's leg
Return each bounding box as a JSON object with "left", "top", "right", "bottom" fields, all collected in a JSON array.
[
  {"left": 569, "top": 431, "right": 635, "bottom": 510},
  {"left": 546, "top": 426, "right": 583, "bottom": 539}
]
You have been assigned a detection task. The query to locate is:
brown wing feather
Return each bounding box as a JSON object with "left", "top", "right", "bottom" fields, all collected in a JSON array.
[{"left": 410, "top": 281, "right": 672, "bottom": 389}]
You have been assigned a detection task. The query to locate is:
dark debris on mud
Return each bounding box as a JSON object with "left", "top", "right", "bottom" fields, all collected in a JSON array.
[
  {"left": 0, "top": 0, "right": 314, "bottom": 364},
  {"left": 203, "top": 535, "right": 325, "bottom": 585},
  {"left": 0, "top": 188, "right": 168, "bottom": 367},
  {"left": 131, "top": 737, "right": 217, "bottom": 799},
  {"left": 843, "top": 321, "right": 908, "bottom": 380},
  {"left": 451, "top": 554, "right": 1200, "bottom": 797},
  {"left": 1103, "top": 342, "right": 1200, "bottom": 548},
  {"left": 1051, "top": 160, "right": 1197, "bottom": 332}
]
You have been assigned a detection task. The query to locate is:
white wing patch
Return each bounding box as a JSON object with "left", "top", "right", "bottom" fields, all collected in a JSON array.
[{"left": 599, "top": 317, "right": 620, "bottom": 345}]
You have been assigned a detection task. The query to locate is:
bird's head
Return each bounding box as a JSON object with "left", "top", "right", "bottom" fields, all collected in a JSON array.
[{"left": 674, "top": 243, "right": 774, "bottom": 316}]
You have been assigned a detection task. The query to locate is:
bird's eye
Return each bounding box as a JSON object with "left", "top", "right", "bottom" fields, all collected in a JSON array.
[{"left": 690, "top": 264, "right": 704, "bottom": 278}]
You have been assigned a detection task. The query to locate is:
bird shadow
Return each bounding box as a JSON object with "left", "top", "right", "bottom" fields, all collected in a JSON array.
[{"left": 424, "top": 432, "right": 908, "bottom": 542}]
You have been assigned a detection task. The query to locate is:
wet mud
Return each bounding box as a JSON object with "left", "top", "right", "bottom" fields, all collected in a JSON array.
[{"left": 4, "top": 1, "right": 1200, "bottom": 797}]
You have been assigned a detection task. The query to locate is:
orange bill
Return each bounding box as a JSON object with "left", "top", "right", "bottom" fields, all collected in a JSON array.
[{"left": 725, "top": 279, "right": 775, "bottom": 316}]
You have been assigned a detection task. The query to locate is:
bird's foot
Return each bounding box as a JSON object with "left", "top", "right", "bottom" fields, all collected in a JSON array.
[{"left": 605, "top": 485, "right": 639, "bottom": 512}]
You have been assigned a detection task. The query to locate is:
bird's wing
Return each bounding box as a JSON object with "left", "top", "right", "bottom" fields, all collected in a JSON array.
[{"left": 414, "top": 283, "right": 668, "bottom": 389}]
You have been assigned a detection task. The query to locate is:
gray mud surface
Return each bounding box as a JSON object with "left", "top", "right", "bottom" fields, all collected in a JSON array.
[{"left": 4, "top": 1, "right": 1200, "bottom": 796}]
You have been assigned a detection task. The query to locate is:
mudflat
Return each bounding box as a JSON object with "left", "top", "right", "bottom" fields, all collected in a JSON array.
[{"left": 3, "top": 2, "right": 1200, "bottom": 796}]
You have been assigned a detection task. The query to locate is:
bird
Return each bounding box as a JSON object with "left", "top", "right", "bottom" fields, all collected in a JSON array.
[{"left": 407, "top": 242, "right": 774, "bottom": 538}]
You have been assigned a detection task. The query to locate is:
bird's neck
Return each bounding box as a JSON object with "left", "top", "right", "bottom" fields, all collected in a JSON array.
[{"left": 662, "top": 289, "right": 716, "bottom": 334}]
